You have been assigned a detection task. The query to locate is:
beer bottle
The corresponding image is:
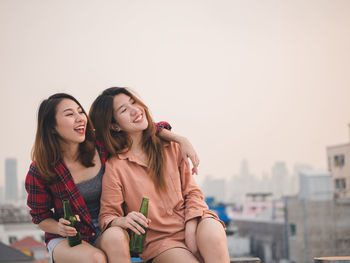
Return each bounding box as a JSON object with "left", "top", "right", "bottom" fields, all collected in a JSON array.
[
  {"left": 129, "top": 197, "right": 149, "bottom": 256},
  {"left": 62, "top": 199, "right": 82, "bottom": 247}
]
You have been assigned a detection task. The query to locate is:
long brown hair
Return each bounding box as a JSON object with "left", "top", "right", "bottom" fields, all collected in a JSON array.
[
  {"left": 89, "top": 87, "right": 166, "bottom": 191},
  {"left": 32, "top": 93, "right": 96, "bottom": 184}
]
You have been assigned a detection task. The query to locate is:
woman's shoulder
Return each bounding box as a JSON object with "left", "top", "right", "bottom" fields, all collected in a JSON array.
[
  {"left": 26, "top": 161, "right": 60, "bottom": 186},
  {"left": 27, "top": 161, "right": 39, "bottom": 176},
  {"left": 25, "top": 161, "right": 47, "bottom": 185}
]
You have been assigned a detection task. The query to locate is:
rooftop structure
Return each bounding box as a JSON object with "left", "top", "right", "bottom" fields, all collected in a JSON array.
[{"left": 326, "top": 124, "right": 350, "bottom": 198}]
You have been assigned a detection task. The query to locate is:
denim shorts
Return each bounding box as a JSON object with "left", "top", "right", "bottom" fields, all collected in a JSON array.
[{"left": 47, "top": 219, "right": 101, "bottom": 263}]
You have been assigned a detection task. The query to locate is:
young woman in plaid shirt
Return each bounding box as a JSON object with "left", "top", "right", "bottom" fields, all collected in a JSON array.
[{"left": 25, "top": 93, "right": 199, "bottom": 263}]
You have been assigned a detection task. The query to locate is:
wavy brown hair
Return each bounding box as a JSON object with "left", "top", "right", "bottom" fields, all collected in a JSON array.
[
  {"left": 32, "top": 93, "right": 96, "bottom": 184},
  {"left": 89, "top": 87, "right": 166, "bottom": 191}
]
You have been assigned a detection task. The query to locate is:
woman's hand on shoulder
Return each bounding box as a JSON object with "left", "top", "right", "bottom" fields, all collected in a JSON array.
[
  {"left": 177, "top": 136, "right": 200, "bottom": 175},
  {"left": 112, "top": 211, "right": 151, "bottom": 235}
]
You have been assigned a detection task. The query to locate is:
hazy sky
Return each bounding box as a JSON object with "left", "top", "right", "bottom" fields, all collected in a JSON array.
[{"left": 1, "top": 0, "right": 350, "bottom": 189}]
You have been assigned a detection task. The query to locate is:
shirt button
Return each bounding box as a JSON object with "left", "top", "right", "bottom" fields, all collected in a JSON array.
[
  {"left": 167, "top": 209, "right": 173, "bottom": 215},
  {"left": 92, "top": 233, "right": 96, "bottom": 236}
]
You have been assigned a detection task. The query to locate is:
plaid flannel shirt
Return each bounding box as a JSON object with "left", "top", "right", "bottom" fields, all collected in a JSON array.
[{"left": 25, "top": 122, "right": 171, "bottom": 245}]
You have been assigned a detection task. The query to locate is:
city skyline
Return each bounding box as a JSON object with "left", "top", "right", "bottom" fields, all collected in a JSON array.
[
  {"left": 0, "top": 155, "right": 315, "bottom": 203},
  {"left": 1, "top": 0, "right": 350, "bottom": 188}
]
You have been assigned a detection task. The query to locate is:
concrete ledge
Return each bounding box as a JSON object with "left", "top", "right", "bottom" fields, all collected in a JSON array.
[
  {"left": 314, "top": 256, "right": 350, "bottom": 263},
  {"left": 131, "top": 256, "right": 262, "bottom": 263},
  {"left": 230, "top": 257, "right": 261, "bottom": 263}
]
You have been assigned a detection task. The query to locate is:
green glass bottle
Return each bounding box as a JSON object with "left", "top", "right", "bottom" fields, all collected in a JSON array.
[
  {"left": 62, "top": 199, "right": 82, "bottom": 247},
  {"left": 129, "top": 197, "right": 149, "bottom": 256}
]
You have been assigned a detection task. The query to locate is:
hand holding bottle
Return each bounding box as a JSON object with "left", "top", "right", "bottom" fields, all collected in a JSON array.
[
  {"left": 57, "top": 215, "right": 80, "bottom": 237},
  {"left": 129, "top": 197, "right": 149, "bottom": 255},
  {"left": 62, "top": 199, "right": 82, "bottom": 246},
  {"left": 112, "top": 211, "right": 150, "bottom": 235}
]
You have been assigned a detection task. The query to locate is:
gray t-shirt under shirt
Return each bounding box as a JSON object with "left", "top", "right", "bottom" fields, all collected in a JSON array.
[{"left": 76, "top": 167, "right": 104, "bottom": 220}]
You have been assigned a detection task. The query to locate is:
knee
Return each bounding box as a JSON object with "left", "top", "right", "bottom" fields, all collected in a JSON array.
[
  {"left": 206, "top": 230, "right": 227, "bottom": 249},
  {"left": 100, "top": 226, "right": 130, "bottom": 252},
  {"left": 197, "top": 219, "right": 227, "bottom": 248},
  {"left": 89, "top": 250, "right": 107, "bottom": 263}
]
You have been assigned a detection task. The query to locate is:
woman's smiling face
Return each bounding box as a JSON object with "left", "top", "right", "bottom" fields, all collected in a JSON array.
[
  {"left": 54, "top": 98, "right": 87, "bottom": 145},
  {"left": 112, "top": 93, "right": 148, "bottom": 134}
]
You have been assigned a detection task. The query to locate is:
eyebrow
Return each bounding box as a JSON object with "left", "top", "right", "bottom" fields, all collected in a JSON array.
[
  {"left": 63, "top": 106, "right": 82, "bottom": 113},
  {"left": 116, "top": 97, "right": 132, "bottom": 112}
]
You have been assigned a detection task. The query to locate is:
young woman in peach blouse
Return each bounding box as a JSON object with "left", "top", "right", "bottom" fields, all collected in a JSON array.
[{"left": 90, "top": 87, "right": 230, "bottom": 263}]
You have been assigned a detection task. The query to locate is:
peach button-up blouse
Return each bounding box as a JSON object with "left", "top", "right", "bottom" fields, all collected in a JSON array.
[{"left": 99, "top": 141, "right": 222, "bottom": 261}]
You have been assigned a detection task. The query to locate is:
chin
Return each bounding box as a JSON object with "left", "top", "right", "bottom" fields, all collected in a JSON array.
[{"left": 77, "top": 137, "right": 86, "bottom": 143}]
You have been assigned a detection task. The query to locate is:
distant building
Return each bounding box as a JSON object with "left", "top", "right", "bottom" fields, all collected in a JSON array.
[
  {"left": 299, "top": 170, "right": 333, "bottom": 201},
  {"left": 230, "top": 192, "right": 287, "bottom": 263},
  {"left": 271, "top": 162, "right": 289, "bottom": 198},
  {"left": 286, "top": 198, "right": 350, "bottom": 263},
  {"left": 0, "top": 186, "right": 3, "bottom": 204},
  {"left": 5, "top": 158, "right": 18, "bottom": 202},
  {"left": 11, "top": 237, "right": 48, "bottom": 262},
  {"left": 227, "top": 159, "right": 257, "bottom": 203},
  {"left": 0, "top": 204, "right": 43, "bottom": 245},
  {"left": 234, "top": 219, "right": 287, "bottom": 263},
  {"left": 285, "top": 170, "right": 350, "bottom": 263},
  {"left": 229, "top": 192, "right": 284, "bottom": 221},
  {"left": 291, "top": 163, "right": 313, "bottom": 194},
  {"left": 326, "top": 124, "right": 350, "bottom": 198},
  {"left": 231, "top": 170, "right": 348, "bottom": 263}
]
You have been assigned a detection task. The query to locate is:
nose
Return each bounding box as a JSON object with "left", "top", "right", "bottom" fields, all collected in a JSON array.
[
  {"left": 130, "top": 106, "right": 139, "bottom": 116},
  {"left": 75, "top": 112, "right": 84, "bottom": 122}
]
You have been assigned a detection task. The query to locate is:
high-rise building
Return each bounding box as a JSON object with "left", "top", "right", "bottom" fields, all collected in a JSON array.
[
  {"left": 0, "top": 186, "right": 4, "bottom": 204},
  {"left": 271, "top": 161, "right": 289, "bottom": 198},
  {"left": 5, "top": 158, "right": 18, "bottom": 201}
]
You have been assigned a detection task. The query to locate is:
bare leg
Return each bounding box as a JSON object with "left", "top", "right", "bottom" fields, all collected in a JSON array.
[
  {"left": 53, "top": 240, "right": 106, "bottom": 263},
  {"left": 153, "top": 247, "right": 199, "bottom": 263},
  {"left": 196, "top": 218, "right": 230, "bottom": 263},
  {"left": 96, "top": 226, "right": 131, "bottom": 263}
]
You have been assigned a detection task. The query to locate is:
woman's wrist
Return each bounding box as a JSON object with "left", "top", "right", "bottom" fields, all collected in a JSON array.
[
  {"left": 175, "top": 135, "right": 187, "bottom": 144},
  {"left": 108, "top": 217, "right": 119, "bottom": 228},
  {"left": 111, "top": 217, "right": 119, "bottom": 226}
]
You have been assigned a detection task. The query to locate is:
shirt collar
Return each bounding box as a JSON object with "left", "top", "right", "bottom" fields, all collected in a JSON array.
[{"left": 117, "top": 141, "right": 170, "bottom": 167}]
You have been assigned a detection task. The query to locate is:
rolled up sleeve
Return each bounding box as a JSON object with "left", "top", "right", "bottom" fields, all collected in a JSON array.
[{"left": 25, "top": 163, "right": 54, "bottom": 224}]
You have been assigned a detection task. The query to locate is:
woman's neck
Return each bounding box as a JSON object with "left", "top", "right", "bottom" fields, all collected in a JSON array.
[
  {"left": 129, "top": 131, "right": 144, "bottom": 154},
  {"left": 60, "top": 141, "right": 80, "bottom": 162}
]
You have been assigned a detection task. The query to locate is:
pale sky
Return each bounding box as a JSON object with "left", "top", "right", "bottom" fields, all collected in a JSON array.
[{"left": 1, "top": 0, "right": 350, "bottom": 190}]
